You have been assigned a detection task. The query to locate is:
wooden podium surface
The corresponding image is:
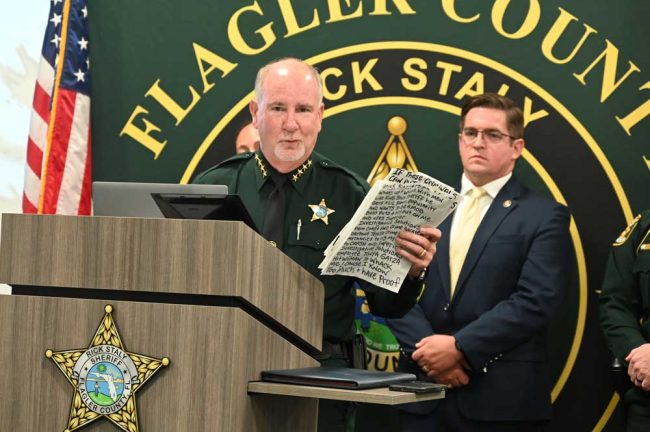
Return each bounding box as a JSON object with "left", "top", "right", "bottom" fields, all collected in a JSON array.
[
  {"left": 0, "top": 213, "right": 323, "bottom": 349},
  {"left": 0, "top": 214, "right": 324, "bottom": 431}
]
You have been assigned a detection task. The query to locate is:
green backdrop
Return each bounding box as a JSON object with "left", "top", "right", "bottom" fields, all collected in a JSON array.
[{"left": 88, "top": 1, "right": 649, "bottom": 430}]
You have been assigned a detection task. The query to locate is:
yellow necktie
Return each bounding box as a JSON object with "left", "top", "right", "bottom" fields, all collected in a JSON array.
[{"left": 450, "top": 187, "right": 486, "bottom": 296}]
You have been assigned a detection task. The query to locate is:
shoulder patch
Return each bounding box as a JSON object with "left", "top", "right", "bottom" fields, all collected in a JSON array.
[{"left": 613, "top": 213, "right": 642, "bottom": 247}]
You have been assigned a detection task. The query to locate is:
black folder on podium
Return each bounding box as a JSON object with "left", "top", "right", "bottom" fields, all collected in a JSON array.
[{"left": 261, "top": 366, "right": 416, "bottom": 390}]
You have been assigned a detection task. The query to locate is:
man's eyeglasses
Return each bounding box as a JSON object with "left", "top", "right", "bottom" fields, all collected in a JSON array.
[{"left": 460, "top": 128, "right": 516, "bottom": 144}]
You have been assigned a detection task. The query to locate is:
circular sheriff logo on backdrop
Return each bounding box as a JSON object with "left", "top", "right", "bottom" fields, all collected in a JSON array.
[{"left": 46, "top": 305, "right": 170, "bottom": 432}]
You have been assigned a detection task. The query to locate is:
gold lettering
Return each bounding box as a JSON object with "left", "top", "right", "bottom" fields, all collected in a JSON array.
[
  {"left": 145, "top": 80, "right": 200, "bottom": 126},
  {"left": 441, "top": 0, "right": 479, "bottom": 23},
  {"left": 491, "top": 0, "right": 540, "bottom": 39},
  {"left": 193, "top": 43, "right": 238, "bottom": 94},
  {"left": 523, "top": 96, "right": 549, "bottom": 127},
  {"left": 454, "top": 72, "right": 484, "bottom": 100},
  {"left": 436, "top": 61, "right": 462, "bottom": 96},
  {"left": 369, "top": 0, "right": 415, "bottom": 16},
  {"left": 326, "top": 0, "right": 363, "bottom": 23},
  {"left": 573, "top": 40, "right": 640, "bottom": 102},
  {"left": 120, "top": 106, "right": 167, "bottom": 159},
  {"left": 401, "top": 58, "right": 428, "bottom": 91},
  {"left": 616, "top": 81, "right": 650, "bottom": 135},
  {"left": 278, "top": 0, "right": 320, "bottom": 37},
  {"left": 321, "top": 67, "right": 347, "bottom": 101},
  {"left": 228, "top": 1, "right": 276, "bottom": 55},
  {"left": 497, "top": 84, "right": 510, "bottom": 95},
  {"left": 541, "top": 7, "right": 597, "bottom": 65},
  {"left": 352, "top": 59, "right": 383, "bottom": 93}
]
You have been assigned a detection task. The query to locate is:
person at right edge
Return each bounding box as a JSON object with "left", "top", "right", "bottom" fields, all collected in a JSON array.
[
  {"left": 599, "top": 210, "right": 650, "bottom": 432},
  {"left": 387, "top": 93, "right": 572, "bottom": 431}
]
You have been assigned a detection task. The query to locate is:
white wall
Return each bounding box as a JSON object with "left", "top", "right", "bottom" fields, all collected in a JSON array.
[{"left": 0, "top": 0, "right": 49, "bottom": 294}]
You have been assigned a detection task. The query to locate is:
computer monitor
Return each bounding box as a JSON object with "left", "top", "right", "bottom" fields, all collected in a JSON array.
[{"left": 92, "top": 181, "right": 258, "bottom": 232}]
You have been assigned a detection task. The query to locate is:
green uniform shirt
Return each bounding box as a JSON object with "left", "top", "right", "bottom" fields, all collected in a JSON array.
[
  {"left": 194, "top": 151, "right": 422, "bottom": 343},
  {"left": 599, "top": 211, "right": 650, "bottom": 411}
]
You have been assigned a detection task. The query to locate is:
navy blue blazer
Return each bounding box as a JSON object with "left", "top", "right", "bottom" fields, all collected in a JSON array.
[{"left": 387, "top": 176, "right": 572, "bottom": 422}]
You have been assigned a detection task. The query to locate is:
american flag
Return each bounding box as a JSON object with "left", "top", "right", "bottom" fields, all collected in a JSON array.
[{"left": 23, "top": 0, "right": 92, "bottom": 215}]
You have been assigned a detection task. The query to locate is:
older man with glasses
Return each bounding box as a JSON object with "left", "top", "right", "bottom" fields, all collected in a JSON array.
[{"left": 388, "top": 93, "right": 572, "bottom": 432}]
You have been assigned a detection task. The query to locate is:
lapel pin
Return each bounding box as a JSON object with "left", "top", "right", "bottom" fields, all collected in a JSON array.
[{"left": 503, "top": 200, "right": 512, "bottom": 208}]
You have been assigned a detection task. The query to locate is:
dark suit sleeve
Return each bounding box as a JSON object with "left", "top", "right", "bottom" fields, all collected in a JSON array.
[
  {"left": 454, "top": 203, "right": 571, "bottom": 370},
  {"left": 598, "top": 214, "right": 648, "bottom": 361},
  {"left": 363, "top": 278, "right": 424, "bottom": 318}
]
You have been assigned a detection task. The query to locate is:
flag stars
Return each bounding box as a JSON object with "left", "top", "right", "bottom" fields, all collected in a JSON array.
[
  {"left": 78, "top": 37, "right": 88, "bottom": 50},
  {"left": 51, "top": 34, "right": 61, "bottom": 48},
  {"left": 81, "top": 6, "right": 88, "bottom": 18},
  {"left": 52, "top": 0, "right": 62, "bottom": 4},
  {"left": 74, "top": 69, "right": 85, "bottom": 82},
  {"left": 50, "top": 13, "right": 62, "bottom": 27}
]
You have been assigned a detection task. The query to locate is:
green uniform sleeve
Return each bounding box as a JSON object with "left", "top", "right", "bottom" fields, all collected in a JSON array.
[{"left": 599, "top": 213, "right": 649, "bottom": 361}]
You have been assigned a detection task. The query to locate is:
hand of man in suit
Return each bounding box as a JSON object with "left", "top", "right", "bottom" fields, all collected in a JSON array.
[
  {"left": 412, "top": 334, "right": 464, "bottom": 375},
  {"left": 627, "top": 343, "right": 650, "bottom": 391},
  {"left": 432, "top": 364, "right": 470, "bottom": 388}
]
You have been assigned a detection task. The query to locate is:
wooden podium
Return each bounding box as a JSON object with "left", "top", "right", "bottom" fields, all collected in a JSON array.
[{"left": 0, "top": 213, "right": 324, "bottom": 431}]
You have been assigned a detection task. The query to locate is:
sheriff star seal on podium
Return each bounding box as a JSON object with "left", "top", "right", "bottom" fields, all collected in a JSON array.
[{"left": 46, "top": 305, "right": 170, "bottom": 432}]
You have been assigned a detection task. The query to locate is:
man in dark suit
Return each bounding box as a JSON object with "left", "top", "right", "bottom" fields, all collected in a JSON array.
[{"left": 387, "top": 93, "right": 572, "bottom": 431}]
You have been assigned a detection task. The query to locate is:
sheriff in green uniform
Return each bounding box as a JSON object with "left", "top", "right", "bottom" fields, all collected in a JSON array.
[
  {"left": 599, "top": 210, "right": 650, "bottom": 432},
  {"left": 195, "top": 150, "right": 402, "bottom": 342},
  {"left": 194, "top": 58, "right": 440, "bottom": 432}
]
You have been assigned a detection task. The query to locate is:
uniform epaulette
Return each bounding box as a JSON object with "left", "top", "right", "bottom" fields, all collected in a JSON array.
[
  {"left": 196, "top": 152, "right": 254, "bottom": 177},
  {"left": 317, "top": 156, "right": 369, "bottom": 192},
  {"left": 613, "top": 213, "right": 642, "bottom": 247}
]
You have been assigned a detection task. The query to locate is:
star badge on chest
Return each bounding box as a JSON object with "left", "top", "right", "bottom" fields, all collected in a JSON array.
[{"left": 308, "top": 199, "right": 335, "bottom": 225}]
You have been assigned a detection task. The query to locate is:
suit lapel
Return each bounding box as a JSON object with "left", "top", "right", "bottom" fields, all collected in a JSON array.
[{"left": 452, "top": 177, "right": 522, "bottom": 299}]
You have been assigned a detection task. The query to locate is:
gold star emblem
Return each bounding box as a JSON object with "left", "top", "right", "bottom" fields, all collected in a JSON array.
[
  {"left": 291, "top": 159, "right": 313, "bottom": 182},
  {"left": 308, "top": 199, "right": 335, "bottom": 225},
  {"left": 255, "top": 154, "right": 268, "bottom": 178},
  {"left": 46, "top": 305, "right": 169, "bottom": 432}
]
